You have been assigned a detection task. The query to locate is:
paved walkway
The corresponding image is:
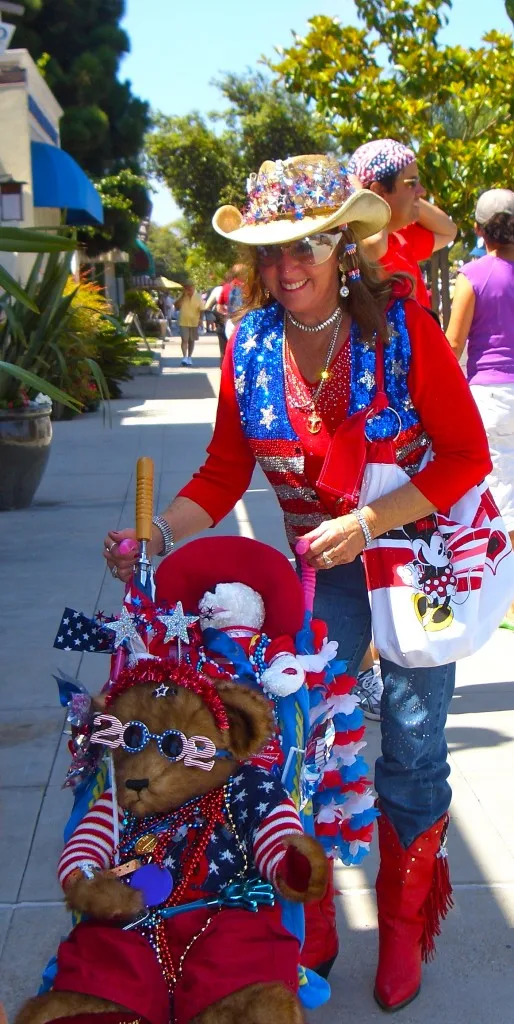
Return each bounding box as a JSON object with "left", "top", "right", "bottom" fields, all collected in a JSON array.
[{"left": 1, "top": 335, "right": 513, "bottom": 1021}]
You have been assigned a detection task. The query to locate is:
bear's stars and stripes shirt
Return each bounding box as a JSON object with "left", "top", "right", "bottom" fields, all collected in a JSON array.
[{"left": 58, "top": 764, "right": 304, "bottom": 895}]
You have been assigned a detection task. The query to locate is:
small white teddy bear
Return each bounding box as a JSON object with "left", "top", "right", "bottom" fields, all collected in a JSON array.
[{"left": 198, "top": 581, "right": 306, "bottom": 697}]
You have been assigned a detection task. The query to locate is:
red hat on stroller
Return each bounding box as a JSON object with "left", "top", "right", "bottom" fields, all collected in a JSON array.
[{"left": 155, "top": 536, "right": 305, "bottom": 638}]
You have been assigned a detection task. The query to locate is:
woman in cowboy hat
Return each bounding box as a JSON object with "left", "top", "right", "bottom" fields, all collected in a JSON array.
[{"left": 104, "top": 155, "right": 490, "bottom": 1012}]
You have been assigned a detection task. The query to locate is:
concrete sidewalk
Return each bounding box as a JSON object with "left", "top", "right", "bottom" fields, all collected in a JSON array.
[{"left": 1, "top": 334, "right": 513, "bottom": 1021}]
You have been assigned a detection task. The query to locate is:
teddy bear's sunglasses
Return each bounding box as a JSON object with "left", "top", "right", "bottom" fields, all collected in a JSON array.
[
  {"left": 90, "top": 713, "right": 232, "bottom": 771},
  {"left": 255, "top": 231, "right": 342, "bottom": 268}
]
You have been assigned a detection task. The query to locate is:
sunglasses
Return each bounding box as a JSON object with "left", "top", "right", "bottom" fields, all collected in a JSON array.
[
  {"left": 255, "top": 231, "right": 342, "bottom": 268},
  {"left": 91, "top": 713, "right": 231, "bottom": 771}
]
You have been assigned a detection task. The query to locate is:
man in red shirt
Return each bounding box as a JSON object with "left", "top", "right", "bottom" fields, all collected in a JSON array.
[
  {"left": 348, "top": 139, "right": 457, "bottom": 308},
  {"left": 347, "top": 139, "right": 458, "bottom": 718}
]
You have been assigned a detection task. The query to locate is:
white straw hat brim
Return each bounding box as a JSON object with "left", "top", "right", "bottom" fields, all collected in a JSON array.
[{"left": 212, "top": 189, "right": 390, "bottom": 245}]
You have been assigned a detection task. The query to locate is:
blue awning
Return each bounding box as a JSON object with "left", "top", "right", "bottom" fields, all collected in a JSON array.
[{"left": 31, "top": 141, "right": 104, "bottom": 226}]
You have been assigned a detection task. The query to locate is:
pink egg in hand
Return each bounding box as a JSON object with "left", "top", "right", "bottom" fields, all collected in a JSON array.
[
  {"left": 295, "top": 538, "right": 310, "bottom": 556},
  {"left": 118, "top": 539, "right": 139, "bottom": 556}
]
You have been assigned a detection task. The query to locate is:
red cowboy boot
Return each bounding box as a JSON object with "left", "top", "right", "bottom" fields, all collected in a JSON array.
[{"left": 374, "top": 812, "right": 453, "bottom": 1012}]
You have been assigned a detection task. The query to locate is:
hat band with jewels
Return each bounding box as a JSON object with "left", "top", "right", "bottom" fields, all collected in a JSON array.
[{"left": 242, "top": 159, "right": 354, "bottom": 226}]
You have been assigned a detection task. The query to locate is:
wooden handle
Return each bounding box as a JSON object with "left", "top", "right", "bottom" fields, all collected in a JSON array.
[{"left": 136, "top": 457, "right": 154, "bottom": 540}]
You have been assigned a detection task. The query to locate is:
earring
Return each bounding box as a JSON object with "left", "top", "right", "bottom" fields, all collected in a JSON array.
[
  {"left": 263, "top": 287, "right": 271, "bottom": 301},
  {"left": 338, "top": 259, "right": 349, "bottom": 298}
]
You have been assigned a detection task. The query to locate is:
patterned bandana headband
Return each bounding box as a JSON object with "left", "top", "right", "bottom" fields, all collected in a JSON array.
[
  {"left": 242, "top": 156, "right": 354, "bottom": 226},
  {"left": 347, "top": 139, "right": 416, "bottom": 187}
]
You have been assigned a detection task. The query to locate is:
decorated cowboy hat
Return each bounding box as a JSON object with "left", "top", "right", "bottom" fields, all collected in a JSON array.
[
  {"left": 155, "top": 536, "right": 305, "bottom": 638},
  {"left": 212, "top": 154, "right": 390, "bottom": 247}
]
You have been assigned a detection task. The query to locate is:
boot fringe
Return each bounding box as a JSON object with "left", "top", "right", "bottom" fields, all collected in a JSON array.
[{"left": 421, "top": 829, "right": 454, "bottom": 962}]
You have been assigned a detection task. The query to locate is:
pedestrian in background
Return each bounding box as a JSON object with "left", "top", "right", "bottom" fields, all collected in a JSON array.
[
  {"left": 447, "top": 188, "right": 514, "bottom": 629},
  {"left": 204, "top": 283, "right": 228, "bottom": 361},
  {"left": 175, "top": 282, "right": 203, "bottom": 366},
  {"left": 348, "top": 138, "right": 457, "bottom": 310},
  {"left": 347, "top": 138, "right": 458, "bottom": 716}
]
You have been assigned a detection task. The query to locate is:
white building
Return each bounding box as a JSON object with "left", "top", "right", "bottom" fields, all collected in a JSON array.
[{"left": 0, "top": 47, "right": 103, "bottom": 280}]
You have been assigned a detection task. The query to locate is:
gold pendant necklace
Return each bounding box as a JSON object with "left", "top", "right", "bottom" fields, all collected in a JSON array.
[{"left": 284, "top": 311, "right": 342, "bottom": 433}]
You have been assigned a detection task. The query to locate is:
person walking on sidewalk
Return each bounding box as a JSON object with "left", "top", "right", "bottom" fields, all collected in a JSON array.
[
  {"left": 347, "top": 138, "right": 458, "bottom": 716},
  {"left": 175, "top": 282, "right": 203, "bottom": 365},
  {"left": 447, "top": 188, "right": 514, "bottom": 629},
  {"left": 104, "top": 155, "right": 490, "bottom": 1012}
]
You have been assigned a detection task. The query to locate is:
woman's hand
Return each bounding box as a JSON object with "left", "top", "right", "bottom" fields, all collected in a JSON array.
[
  {"left": 102, "top": 527, "right": 163, "bottom": 583},
  {"left": 302, "top": 514, "right": 367, "bottom": 570}
]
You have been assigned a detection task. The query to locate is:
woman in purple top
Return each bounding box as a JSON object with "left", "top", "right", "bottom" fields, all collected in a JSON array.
[{"left": 447, "top": 188, "right": 514, "bottom": 627}]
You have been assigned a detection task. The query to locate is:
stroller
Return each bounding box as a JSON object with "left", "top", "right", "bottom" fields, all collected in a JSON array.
[{"left": 42, "top": 458, "right": 377, "bottom": 1012}]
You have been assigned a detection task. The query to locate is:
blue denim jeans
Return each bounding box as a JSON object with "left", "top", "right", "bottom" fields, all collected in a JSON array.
[{"left": 313, "top": 558, "right": 456, "bottom": 848}]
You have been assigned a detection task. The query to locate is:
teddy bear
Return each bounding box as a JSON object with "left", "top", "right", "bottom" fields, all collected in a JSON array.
[{"left": 16, "top": 659, "right": 328, "bottom": 1024}]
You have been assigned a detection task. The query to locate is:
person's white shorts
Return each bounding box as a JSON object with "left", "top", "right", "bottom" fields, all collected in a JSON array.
[{"left": 471, "top": 382, "right": 514, "bottom": 531}]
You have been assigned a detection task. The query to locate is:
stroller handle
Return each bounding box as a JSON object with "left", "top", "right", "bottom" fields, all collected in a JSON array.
[
  {"left": 136, "top": 456, "right": 154, "bottom": 541},
  {"left": 295, "top": 538, "right": 316, "bottom": 615}
]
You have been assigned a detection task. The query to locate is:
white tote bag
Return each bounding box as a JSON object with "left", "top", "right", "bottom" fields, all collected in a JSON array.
[{"left": 360, "top": 456, "right": 514, "bottom": 668}]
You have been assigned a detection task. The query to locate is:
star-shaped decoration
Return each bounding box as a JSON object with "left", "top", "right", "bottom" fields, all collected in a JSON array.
[
  {"left": 359, "top": 369, "right": 375, "bottom": 390},
  {"left": 153, "top": 684, "right": 169, "bottom": 698},
  {"left": 260, "top": 405, "right": 277, "bottom": 430},
  {"left": 256, "top": 368, "right": 271, "bottom": 390},
  {"left": 263, "top": 336, "right": 274, "bottom": 351},
  {"left": 403, "top": 397, "right": 414, "bottom": 411},
  {"left": 391, "top": 359, "right": 405, "bottom": 378},
  {"left": 242, "top": 334, "right": 257, "bottom": 353},
  {"left": 157, "top": 601, "right": 199, "bottom": 644},
  {"left": 256, "top": 801, "right": 269, "bottom": 815},
  {"left": 103, "top": 606, "right": 141, "bottom": 649},
  {"left": 235, "top": 372, "right": 246, "bottom": 395},
  {"left": 387, "top": 325, "right": 400, "bottom": 340}
]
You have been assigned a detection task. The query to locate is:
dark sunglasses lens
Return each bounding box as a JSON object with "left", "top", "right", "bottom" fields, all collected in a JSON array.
[
  {"left": 122, "top": 722, "right": 147, "bottom": 752},
  {"left": 160, "top": 730, "right": 185, "bottom": 760}
]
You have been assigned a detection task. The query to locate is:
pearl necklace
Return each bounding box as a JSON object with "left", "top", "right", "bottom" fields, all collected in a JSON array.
[
  {"left": 287, "top": 307, "right": 340, "bottom": 333},
  {"left": 284, "top": 310, "right": 343, "bottom": 434}
]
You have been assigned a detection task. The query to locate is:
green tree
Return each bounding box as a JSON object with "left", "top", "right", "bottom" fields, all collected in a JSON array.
[
  {"left": 146, "top": 222, "right": 188, "bottom": 281},
  {"left": 12, "top": 1, "right": 150, "bottom": 252},
  {"left": 83, "top": 169, "right": 151, "bottom": 257},
  {"left": 146, "top": 71, "right": 333, "bottom": 259},
  {"left": 270, "top": 0, "right": 514, "bottom": 241}
]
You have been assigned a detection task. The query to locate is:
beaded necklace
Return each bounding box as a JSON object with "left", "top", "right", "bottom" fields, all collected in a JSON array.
[
  {"left": 117, "top": 779, "right": 246, "bottom": 989},
  {"left": 284, "top": 312, "right": 343, "bottom": 434}
]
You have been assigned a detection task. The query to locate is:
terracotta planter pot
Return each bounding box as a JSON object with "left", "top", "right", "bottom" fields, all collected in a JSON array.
[{"left": 0, "top": 406, "right": 52, "bottom": 510}]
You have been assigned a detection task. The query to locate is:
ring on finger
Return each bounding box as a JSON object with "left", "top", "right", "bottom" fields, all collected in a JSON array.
[
  {"left": 105, "top": 542, "right": 116, "bottom": 553},
  {"left": 110, "top": 565, "right": 119, "bottom": 579},
  {"left": 322, "top": 550, "right": 333, "bottom": 567}
]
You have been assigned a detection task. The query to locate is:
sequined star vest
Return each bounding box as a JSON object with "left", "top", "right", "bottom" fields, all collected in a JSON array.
[{"left": 233, "top": 301, "right": 429, "bottom": 547}]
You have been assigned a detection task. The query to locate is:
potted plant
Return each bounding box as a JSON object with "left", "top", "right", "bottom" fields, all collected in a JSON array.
[{"left": 0, "top": 227, "right": 107, "bottom": 510}]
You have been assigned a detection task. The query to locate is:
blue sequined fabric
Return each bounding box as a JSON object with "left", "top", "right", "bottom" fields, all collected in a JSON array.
[
  {"left": 234, "top": 299, "right": 421, "bottom": 442},
  {"left": 349, "top": 299, "right": 420, "bottom": 438}
]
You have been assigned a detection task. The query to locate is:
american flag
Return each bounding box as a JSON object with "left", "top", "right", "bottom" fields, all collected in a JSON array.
[{"left": 53, "top": 608, "right": 114, "bottom": 653}]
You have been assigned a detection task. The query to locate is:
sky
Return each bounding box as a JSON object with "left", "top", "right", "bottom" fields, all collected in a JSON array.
[{"left": 120, "top": 0, "right": 513, "bottom": 225}]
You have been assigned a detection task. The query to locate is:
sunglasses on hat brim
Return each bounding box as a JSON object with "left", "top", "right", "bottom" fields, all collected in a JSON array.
[{"left": 255, "top": 231, "right": 342, "bottom": 268}]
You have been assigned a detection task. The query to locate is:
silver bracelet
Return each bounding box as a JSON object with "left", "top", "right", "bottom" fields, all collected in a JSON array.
[
  {"left": 353, "top": 508, "right": 373, "bottom": 547},
  {"left": 152, "top": 515, "right": 174, "bottom": 557}
]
